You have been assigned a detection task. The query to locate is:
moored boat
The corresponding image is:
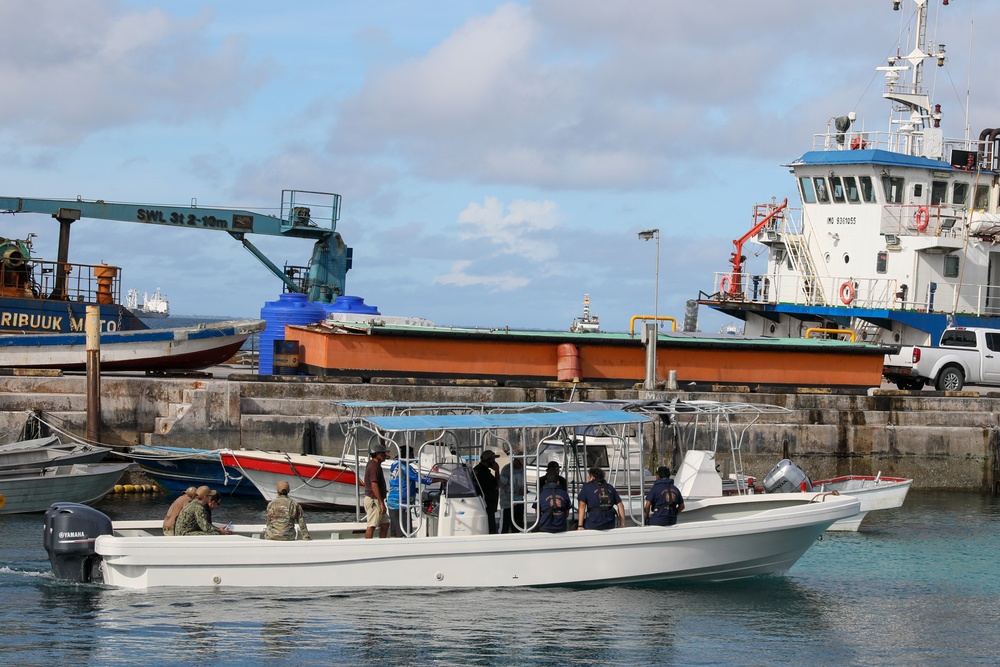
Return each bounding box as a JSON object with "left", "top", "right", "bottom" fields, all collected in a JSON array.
[
  {"left": 0, "top": 462, "right": 132, "bottom": 514},
  {"left": 0, "top": 436, "right": 111, "bottom": 471},
  {"left": 219, "top": 449, "right": 362, "bottom": 508},
  {"left": 0, "top": 318, "right": 265, "bottom": 372},
  {"left": 43, "top": 409, "right": 859, "bottom": 589},
  {"left": 127, "top": 445, "right": 261, "bottom": 498}
]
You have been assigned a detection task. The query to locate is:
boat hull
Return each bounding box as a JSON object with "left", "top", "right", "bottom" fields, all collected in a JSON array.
[
  {"left": 91, "top": 494, "right": 860, "bottom": 589},
  {"left": 128, "top": 446, "right": 262, "bottom": 498},
  {"left": 0, "top": 319, "right": 264, "bottom": 371},
  {"left": 0, "top": 463, "right": 132, "bottom": 514},
  {"left": 0, "top": 441, "right": 111, "bottom": 471},
  {"left": 219, "top": 449, "right": 362, "bottom": 507}
]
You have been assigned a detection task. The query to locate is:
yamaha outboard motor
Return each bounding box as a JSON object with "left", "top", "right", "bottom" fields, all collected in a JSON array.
[
  {"left": 43, "top": 502, "right": 112, "bottom": 583},
  {"left": 762, "top": 459, "right": 813, "bottom": 494}
]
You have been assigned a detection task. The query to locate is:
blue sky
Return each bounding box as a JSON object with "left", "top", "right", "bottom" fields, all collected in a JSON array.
[{"left": 2, "top": 1, "right": 998, "bottom": 332}]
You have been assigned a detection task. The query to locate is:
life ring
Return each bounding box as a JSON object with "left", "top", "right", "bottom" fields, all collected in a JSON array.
[
  {"left": 850, "top": 137, "right": 867, "bottom": 150},
  {"left": 720, "top": 276, "right": 732, "bottom": 294},
  {"left": 839, "top": 281, "right": 855, "bottom": 305},
  {"left": 915, "top": 206, "right": 929, "bottom": 232}
]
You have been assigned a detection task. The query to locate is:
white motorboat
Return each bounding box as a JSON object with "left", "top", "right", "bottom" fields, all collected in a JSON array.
[
  {"left": 0, "top": 462, "right": 132, "bottom": 514},
  {"left": 791, "top": 467, "right": 912, "bottom": 532},
  {"left": 44, "top": 410, "right": 859, "bottom": 589}
]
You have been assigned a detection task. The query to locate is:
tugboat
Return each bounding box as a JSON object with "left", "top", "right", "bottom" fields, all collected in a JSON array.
[{"left": 699, "top": 0, "right": 1000, "bottom": 347}]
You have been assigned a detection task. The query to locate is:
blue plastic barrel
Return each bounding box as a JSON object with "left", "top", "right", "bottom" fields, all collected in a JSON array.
[
  {"left": 322, "top": 295, "right": 380, "bottom": 316},
  {"left": 258, "top": 293, "right": 325, "bottom": 375}
]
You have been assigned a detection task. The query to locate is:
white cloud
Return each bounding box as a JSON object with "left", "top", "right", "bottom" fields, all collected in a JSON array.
[
  {"left": 433, "top": 260, "right": 530, "bottom": 291},
  {"left": 457, "top": 196, "right": 559, "bottom": 261}
]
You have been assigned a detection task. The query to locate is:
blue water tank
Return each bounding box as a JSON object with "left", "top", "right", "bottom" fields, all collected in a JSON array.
[
  {"left": 259, "top": 293, "right": 326, "bottom": 374},
  {"left": 323, "top": 295, "right": 380, "bottom": 315}
]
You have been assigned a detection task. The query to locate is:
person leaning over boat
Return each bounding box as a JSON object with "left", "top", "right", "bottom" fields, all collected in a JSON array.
[
  {"left": 472, "top": 449, "right": 501, "bottom": 534},
  {"left": 162, "top": 486, "right": 197, "bottom": 536},
  {"left": 364, "top": 441, "right": 391, "bottom": 539},
  {"left": 264, "top": 480, "right": 311, "bottom": 540},
  {"left": 644, "top": 466, "right": 685, "bottom": 527},
  {"left": 387, "top": 445, "right": 431, "bottom": 538},
  {"left": 577, "top": 467, "right": 625, "bottom": 531},
  {"left": 175, "top": 488, "right": 234, "bottom": 536},
  {"left": 535, "top": 466, "right": 571, "bottom": 533},
  {"left": 499, "top": 457, "right": 526, "bottom": 533}
]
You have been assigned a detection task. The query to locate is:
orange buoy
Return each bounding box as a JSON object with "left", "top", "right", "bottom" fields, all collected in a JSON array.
[
  {"left": 915, "top": 206, "right": 930, "bottom": 232},
  {"left": 556, "top": 343, "right": 581, "bottom": 382},
  {"left": 839, "top": 281, "right": 856, "bottom": 305}
]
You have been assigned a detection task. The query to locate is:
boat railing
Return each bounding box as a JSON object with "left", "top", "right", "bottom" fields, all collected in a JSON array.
[
  {"left": 0, "top": 257, "right": 122, "bottom": 305},
  {"left": 811, "top": 129, "right": 980, "bottom": 159}
]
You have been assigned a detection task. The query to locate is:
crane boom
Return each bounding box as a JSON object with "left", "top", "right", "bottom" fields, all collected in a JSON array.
[{"left": 0, "top": 190, "right": 352, "bottom": 303}]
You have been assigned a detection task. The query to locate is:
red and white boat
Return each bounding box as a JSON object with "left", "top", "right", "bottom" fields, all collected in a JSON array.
[{"left": 218, "top": 449, "right": 364, "bottom": 508}]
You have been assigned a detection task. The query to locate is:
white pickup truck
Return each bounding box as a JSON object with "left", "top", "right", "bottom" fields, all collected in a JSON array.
[{"left": 882, "top": 327, "right": 1000, "bottom": 391}]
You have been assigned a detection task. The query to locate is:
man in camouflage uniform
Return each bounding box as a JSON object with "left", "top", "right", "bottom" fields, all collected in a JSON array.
[
  {"left": 162, "top": 486, "right": 198, "bottom": 536},
  {"left": 175, "top": 488, "right": 233, "bottom": 536},
  {"left": 264, "top": 480, "right": 311, "bottom": 540}
]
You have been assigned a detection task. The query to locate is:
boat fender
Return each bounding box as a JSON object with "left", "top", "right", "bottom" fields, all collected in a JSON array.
[
  {"left": 839, "top": 281, "right": 856, "bottom": 305},
  {"left": 915, "top": 206, "right": 930, "bottom": 232}
]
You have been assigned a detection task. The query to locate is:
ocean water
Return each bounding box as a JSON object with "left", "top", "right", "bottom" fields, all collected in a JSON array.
[{"left": 1, "top": 490, "right": 998, "bottom": 666}]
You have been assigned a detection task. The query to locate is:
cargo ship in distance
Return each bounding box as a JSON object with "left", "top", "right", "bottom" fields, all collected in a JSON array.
[
  {"left": 698, "top": 0, "right": 1000, "bottom": 348},
  {"left": 126, "top": 288, "right": 170, "bottom": 319}
]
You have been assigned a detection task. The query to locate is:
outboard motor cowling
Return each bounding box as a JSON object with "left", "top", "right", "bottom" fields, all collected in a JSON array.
[
  {"left": 43, "top": 502, "right": 112, "bottom": 583},
  {"left": 762, "top": 459, "right": 813, "bottom": 494}
]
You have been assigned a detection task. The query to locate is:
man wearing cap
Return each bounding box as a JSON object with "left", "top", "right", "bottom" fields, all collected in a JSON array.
[
  {"left": 364, "top": 440, "right": 391, "bottom": 539},
  {"left": 175, "top": 488, "right": 234, "bottom": 536},
  {"left": 264, "top": 480, "right": 311, "bottom": 540},
  {"left": 473, "top": 450, "right": 501, "bottom": 534},
  {"left": 162, "top": 486, "right": 198, "bottom": 536},
  {"left": 644, "top": 466, "right": 685, "bottom": 527},
  {"left": 542, "top": 461, "right": 568, "bottom": 491}
]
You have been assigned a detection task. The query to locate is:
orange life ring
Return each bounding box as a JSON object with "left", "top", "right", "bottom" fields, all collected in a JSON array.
[
  {"left": 850, "top": 137, "right": 867, "bottom": 150},
  {"left": 915, "top": 206, "right": 929, "bottom": 232},
  {"left": 720, "top": 276, "right": 732, "bottom": 294},
  {"left": 839, "top": 281, "right": 855, "bottom": 305}
]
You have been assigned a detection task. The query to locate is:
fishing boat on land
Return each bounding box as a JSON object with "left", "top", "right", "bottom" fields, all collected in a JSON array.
[
  {"left": 0, "top": 436, "right": 110, "bottom": 472},
  {"left": 126, "top": 288, "right": 169, "bottom": 319},
  {"left": 43, "top": 410, "right": 859, "bottom": 589},
  {"left": 0, "top": 462, "right": 132, "bottom": 514},
  {"left": 699, "top": 0, "right": 1000, "bottom": 347},
  {"left": 0, "top": 318, "right": 265, "bottom": 372},
  {"left": 127, "top": 445, "right": 261, "bottom": 498}
]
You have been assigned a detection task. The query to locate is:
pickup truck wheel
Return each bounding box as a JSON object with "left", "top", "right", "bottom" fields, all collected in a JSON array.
[{"left": 935, "top": 366, "right": 965, "bottom": 391}]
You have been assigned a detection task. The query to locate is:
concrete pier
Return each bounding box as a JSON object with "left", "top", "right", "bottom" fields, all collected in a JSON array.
[{"left": 1, "top": 373, "right": 996, "bottom": 492}]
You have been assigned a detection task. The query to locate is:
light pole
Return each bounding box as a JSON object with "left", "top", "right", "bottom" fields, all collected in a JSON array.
[
  {"left": 637, "top": 229, "right": 660, "bottom": 325},
  {"left": 638, "top": 229, "right": 660, "bottom": 390}
]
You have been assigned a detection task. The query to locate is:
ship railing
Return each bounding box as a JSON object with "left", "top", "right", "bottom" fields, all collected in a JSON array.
[
  {"left": 881, "top": 204, "right": 965, "bottom": 240},
  {"left": 811, "top": 130, "right": 977, "bottom": 158},
  {"left": 707, "top": 272, "right": 901, "bottom": 311},
  {"left": 1, "top": 257, "right": 122, "bottom": 304},
  {"left": 901, "top": 282, "right": 1000, "bottom": 318}
]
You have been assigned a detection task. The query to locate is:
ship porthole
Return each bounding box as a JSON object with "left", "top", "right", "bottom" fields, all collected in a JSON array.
[
  {"left": 824, "top": 253, "right": 831, "bottom": 263},
  {"left": 843, "top": 253, "right": 850, "bottom": 264},
  {"left": 893, "top": 332, "right": 900, "bottom": 343},
  {"left": 769, "top": 323, "right": 776, "bottom": 334}
]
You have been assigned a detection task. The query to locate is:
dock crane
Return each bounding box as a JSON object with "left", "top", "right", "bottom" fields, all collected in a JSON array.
[{"left": 0, "top": 190, "right": 352, "bottom": 304}]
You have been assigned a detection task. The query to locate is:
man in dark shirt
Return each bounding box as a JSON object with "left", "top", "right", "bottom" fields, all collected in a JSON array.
[
  {"left": 473, "top": 450, "right": 501, "bottom": 534},
  {"left": 576, "top": 467, "right": 625, "bottom": 531},
  {"left": 364, "top": 441, "right": 390, "bottom": 539},
  {"left": 644, "top": 466, "right": 685, "bottom": 526}
]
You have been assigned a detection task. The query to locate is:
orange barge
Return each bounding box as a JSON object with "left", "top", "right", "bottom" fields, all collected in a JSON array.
[{"left": 284, "top": 321, "right": 888, "bottom": 388}]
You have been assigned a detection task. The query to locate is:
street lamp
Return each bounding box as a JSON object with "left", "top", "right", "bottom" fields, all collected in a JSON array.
[{"left": 637, "top": 229, "right": 660, "bottom": 326}]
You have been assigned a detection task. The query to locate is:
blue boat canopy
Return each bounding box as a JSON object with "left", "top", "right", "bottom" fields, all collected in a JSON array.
[
  {"left": 785, "top": 148, "right": 975, "bottom": 171},
  {"left": 360, "top": 410, "right": 651, "bottom": 433}
]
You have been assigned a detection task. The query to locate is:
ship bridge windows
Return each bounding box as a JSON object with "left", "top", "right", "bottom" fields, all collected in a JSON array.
[
  {"left": 844, "top": 177, "right": 860, "bottom": 203},
  {"left": 882, "top": 176, "right": 904, "bottom": 204},
  {"left": 860, "top": 176, "right": 876, "bottom": 203},
  {"left": 953, "top": 182, "right": 969, "bottom": 207},
  {"left": 975, "top": 184, "right": 990, "bottom": 210},
  {"left": 799, "top": 177, "right": 816, "bottom": 203},
  {"left": 831, "top": 177, "right": 846, "bottom": 203},
  {"left": 814, "top": 177, "right": 830, "bottom": 203},
  {"left": 931, "top": 181, "right": 948, "bottom": 205}
]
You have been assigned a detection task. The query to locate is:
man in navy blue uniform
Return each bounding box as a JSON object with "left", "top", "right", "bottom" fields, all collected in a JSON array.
[
  {"left": 536, "top": 465, "right": 571, "bottom": 533},
  {"left": 644, "top": 466, "right": 685, "bottom": 526},
  {"left": 576, "top": 466, "right": 625, "bottom": 530}
]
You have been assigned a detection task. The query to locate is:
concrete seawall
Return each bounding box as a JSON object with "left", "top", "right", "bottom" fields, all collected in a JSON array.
[{"left": 1, "top": 374, "right": 996, "bottom": 492}]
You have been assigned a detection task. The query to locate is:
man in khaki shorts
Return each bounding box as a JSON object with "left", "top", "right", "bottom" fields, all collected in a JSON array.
[{"left": 364, "top": 441, "right": 391, "bottom": 538}]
